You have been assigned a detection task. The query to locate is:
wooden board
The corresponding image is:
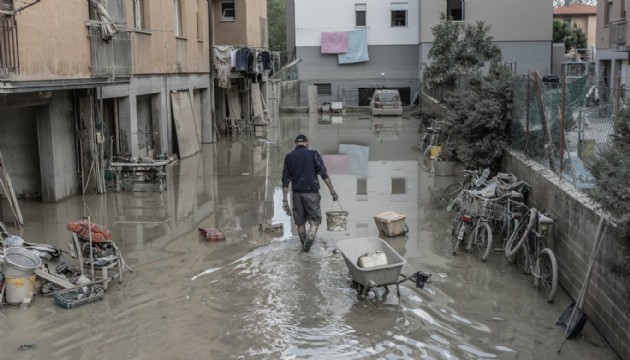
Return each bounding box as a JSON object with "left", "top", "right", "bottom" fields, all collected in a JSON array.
[
  {"left": 170, "top": 91, "right": 201, "bottom": 159},
  {"left": 251, "top": 83, "right": 265, "bottom": 123}
]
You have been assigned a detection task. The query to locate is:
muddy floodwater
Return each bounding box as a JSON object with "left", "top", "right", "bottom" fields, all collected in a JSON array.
[{"left": 0, "top": 114, "right": 619, "bottom": 359}]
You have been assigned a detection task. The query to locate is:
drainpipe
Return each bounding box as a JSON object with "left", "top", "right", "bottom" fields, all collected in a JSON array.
[{"left": 208, "top": 0, "right": 217, "bottom": 143}]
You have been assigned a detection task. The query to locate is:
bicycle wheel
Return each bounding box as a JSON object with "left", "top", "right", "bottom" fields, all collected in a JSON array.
[
  {"left": 537, "top": 248, "right": 558, "bottom": 302},
  {"left": 504, "top": 208, "right": 536, "bottom": 257},
  {"left": 467, "top": 221, "right": 493, "bottom": 262},
  {"left": 440, "top": 182, "right": 463, "bottom": 210},
  {"left": 451, "top": 216, "right": 466, "bottom": 255},
  {"left": 511, "top": 241, "right": 530, "bottom": 274}
]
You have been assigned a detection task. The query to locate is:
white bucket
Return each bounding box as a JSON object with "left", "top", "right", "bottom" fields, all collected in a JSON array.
[
  {"left": 5, "top": 275, "right": 35, "bottom": 305},
  {"left": 2, "top": 247, "right": 41, "bottom": 277}
]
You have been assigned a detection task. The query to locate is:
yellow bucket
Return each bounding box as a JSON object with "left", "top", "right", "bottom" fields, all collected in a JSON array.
[{"left": 430, "top": 145, "right": 442, "bottom": 158}]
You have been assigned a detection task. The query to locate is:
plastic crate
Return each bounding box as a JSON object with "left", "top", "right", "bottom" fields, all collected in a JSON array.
[
  {"left": 374, "top": 211, "right": 408, "bottom": 237},
  {"left": 53, "top": 285, "right": 105, "bottom": 309}
]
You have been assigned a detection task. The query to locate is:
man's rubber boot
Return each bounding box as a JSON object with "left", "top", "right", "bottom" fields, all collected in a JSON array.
[
  {"left": 303, "top": 232, "right": 314, "bottom": 252},
  {"left": 298, "top": 232, "right": 306, "bottom": 247}
]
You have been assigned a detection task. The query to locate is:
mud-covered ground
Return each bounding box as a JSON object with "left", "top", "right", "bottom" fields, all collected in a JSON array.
[{"left": 0, "top": 114, "right": 619, "bottom": 359}]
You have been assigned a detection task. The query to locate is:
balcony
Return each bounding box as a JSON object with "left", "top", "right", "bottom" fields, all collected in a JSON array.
[
  {"left": 609, "top": 19, "right": 627, "bottom": 50},
  {"left": 0, "top": 15, "right": 19, "bottom": 79},
  {"left": 88, "top": 25, "right": 131, "bottom": 78}
]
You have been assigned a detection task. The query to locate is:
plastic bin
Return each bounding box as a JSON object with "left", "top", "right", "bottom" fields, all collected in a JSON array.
[{"left": 374, "top": 211, "right": 408, "bottom": 237}]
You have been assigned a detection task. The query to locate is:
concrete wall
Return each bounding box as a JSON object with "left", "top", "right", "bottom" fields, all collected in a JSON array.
[
  {"left": 36, "top": 92, "right": 79, "bottom": 202},
  {"left": 214, "top": 0, "right": 266, "bottom": 47},
  {"left": 13, "top": 0, "right": 91, "bottom": 81},
  {"left": 295, "top": 45, "right": 420, "bottom": 106},
  {"left": 294, "top": 0, "right": 419, "bottom": 46},
  {"left": 420, "top": 0, "right": 551, "bottom": 43},
  {"left": 130, "top": 0, "right": 209, "bottom": 74},
  {"left": 502, "top": 150, "right": 629, "bottom": 360},
  {"left": 0, "top": 104, "right": 41, "bottom": 197}
]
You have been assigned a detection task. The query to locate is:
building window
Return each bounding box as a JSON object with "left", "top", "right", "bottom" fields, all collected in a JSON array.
[
  {"left": 391, "top": 3, "right": 408, "bottom": 27},
  {"left": 222, "top": 0, "right": 235, "bottom": 21},
  {"left": 447, "top": 0, "right": 464, "bottom": 21},
  {"left": 355, "top": 3, "right": 367, "bottom": 27},
  {"left": 196, "top": 0, "right": 203, "bottom": 40},
  {"left": 315, "top": 83, "right": 332, "bottom": 96},
  {"left": 607, "top": 0, "right": 613, "bottom": 24},
  {"left": 133, "top": 0, "right": 151, "bottom": 30},
  {"left": 174, "top": 0, "right": 183, "bottom": 37},
  {"left": 391, "top": 177, "right": 406, "bottom": 195}
]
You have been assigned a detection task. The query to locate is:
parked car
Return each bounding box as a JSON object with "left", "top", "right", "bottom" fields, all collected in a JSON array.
[{"left": 370, "top": 89, "right": 403, "bottom": 116}]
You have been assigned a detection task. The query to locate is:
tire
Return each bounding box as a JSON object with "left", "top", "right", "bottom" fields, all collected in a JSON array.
[
  {"left": 504, "top": 208, "right": 536, "bottom": 257},
  {"left": 440, "top": 182, "right": 463, "bottom": 210},
  {"left": 451, "top": 217, "right": 466, "bottom": 255},
  {"left": 468, "top": 221, "right": 493, "bottom": 262},
  {"left": 510, "top": 241, "right": 530, "bottom": 274},
  {"left": 538, "top": 248, "right": 558, "bottom": 302}
]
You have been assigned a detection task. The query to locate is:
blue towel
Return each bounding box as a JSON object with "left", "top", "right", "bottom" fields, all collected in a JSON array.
[{"left": 338, "top": 29, "right": 369, "bottom": 64}]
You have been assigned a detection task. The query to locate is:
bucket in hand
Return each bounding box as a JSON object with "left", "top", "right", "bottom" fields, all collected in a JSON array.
[{"left": 326, "top": 211, "right": 348, "bottom": 231}]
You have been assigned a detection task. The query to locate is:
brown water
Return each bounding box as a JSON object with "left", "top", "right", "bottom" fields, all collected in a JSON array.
[{"left": 0, "top": 114, "right": 618, "bottom": 359}]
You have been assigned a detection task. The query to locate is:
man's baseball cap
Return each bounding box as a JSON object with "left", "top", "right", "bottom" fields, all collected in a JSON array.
[{"left": 295, "top": 134, "right": 308, "bottom": 143}]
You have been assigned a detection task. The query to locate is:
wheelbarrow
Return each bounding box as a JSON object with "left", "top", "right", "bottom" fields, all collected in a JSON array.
[{"left": 336, "top": 237, "right": 430, "bottom": 299}]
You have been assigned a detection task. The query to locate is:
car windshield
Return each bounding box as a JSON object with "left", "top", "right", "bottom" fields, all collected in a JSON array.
[{"left": 378, "top": 93, "right": 399, "bottom": 102}]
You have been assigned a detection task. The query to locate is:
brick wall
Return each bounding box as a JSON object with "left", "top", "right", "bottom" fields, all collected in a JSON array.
[{"left": 502, "top": 150, "right": 629, "bottom": 359}]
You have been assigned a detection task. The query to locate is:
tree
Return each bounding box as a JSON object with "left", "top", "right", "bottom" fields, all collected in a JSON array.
[
  {"left": 553, "top": 20, "right": 587, "bottom": 51},
  {"left": 267, "top": 0, "right": 286, "bottom": 52},
  {"left": 441, "top": 61, "right": 514, "bottom": 168},
  {"left": 423, "top": 14, "right": 501, "bottom": 91}
]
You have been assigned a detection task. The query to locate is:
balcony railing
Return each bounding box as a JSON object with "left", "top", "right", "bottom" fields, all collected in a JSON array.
[
  {"left": 0, "top": 15, "right": 19, "bottom": 78},
  {"left": 88, "top": 25, "right": 131, "bottom": 78},
  {"left": 609, "top": 19, "right": 627, "bottom": 48}
]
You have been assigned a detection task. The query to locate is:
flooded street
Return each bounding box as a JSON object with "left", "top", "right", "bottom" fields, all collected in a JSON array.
[{"left": 0, "top": 114, "right": 618, "bottom": 359}]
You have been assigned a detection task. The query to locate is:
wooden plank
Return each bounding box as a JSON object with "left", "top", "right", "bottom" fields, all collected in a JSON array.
[
  {"left": 227, "top": 86, "right": 242, "bottom": 125},
  {"left": 170, "top": 91, "right": 201, "bottom": 159},
  {"left": 35, "top": 269, "right": 74, "bottom": 289},
  {"left": 251, "top": 83, "right": 265, "bottom": 123},
  {"left": 0, "top": 149, "right": 23, "bottom": 227}
]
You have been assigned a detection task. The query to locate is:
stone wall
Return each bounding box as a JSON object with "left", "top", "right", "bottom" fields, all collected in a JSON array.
[{"left": 502, "top": 150, "right": 629, "bottom": 359}]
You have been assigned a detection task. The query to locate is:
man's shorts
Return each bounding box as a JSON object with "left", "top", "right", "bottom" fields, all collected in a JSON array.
[{"left": 292, "top": 192, "right": 321, "bottom": 226}]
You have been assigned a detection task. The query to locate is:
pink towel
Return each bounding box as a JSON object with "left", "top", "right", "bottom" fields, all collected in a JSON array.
[{"left": 321, "top": 32, "right": 348, "bottom": 54}]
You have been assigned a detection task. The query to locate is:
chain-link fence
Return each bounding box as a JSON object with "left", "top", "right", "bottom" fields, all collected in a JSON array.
[{"left": 510, "top": 73, "right": 618, "bottom": 189}]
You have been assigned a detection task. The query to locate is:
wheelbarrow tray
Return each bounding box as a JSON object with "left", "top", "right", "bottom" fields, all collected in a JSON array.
[{"left": 336, "top": 237, "right": 406, "bottom": 287}]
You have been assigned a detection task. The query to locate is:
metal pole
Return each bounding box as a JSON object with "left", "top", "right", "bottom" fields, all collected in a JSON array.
[
  {"left": 560, "top": 72, "right": 566, "bottom": 180},
  {"left": 615, "top": 71, "right": 621, "bottom": 111},
  {"left": 525, "top": 72, "right": 530, "bottom": 155}
]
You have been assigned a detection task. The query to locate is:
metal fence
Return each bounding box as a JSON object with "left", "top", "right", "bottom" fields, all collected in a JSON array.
[
  {"left": 0, "top": 15, "right": 18, "bottom": 78},
  {"left": 510, "top": 73, "right": 617, "bottom": 189},
  {"left": 88, "top": 26, "right": 131, "bottom": 78}
]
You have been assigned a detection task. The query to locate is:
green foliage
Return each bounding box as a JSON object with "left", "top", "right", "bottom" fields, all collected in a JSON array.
[
  {"left": 424, "top": 14, "right": 501, "bottom": 90},
  {"left": 554, "top": 0, "right": 597, "bottom": 6},
  {"left": 267, "top": 0, "right": 286, "bottom": 52},
  {"left": 553, "top": 20, "right": 587, "bottom": 51},
  {"left": 441, "top": 62, "right": 514, "bottom": 168},
  {"left": 589, "top": 102, "right": 630, "bottom": 288}
]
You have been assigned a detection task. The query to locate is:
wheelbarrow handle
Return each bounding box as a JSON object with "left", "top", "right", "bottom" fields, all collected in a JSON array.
[{"left": 399, "top": 271, "right": 432, "bottom": 289}]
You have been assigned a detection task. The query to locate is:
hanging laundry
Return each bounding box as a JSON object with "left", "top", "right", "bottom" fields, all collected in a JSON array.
[
  {"left": 321, "top": 31, "right": 348, "bottom": 54},
  {"left": 235, "top": 48, "right": 249, "bottom": 72},
  {"left": 338, "top": 29, "right": 369, "bottom": 64},
  {"left": 261, "top": 51, "right": 271, "bottom": 70}
]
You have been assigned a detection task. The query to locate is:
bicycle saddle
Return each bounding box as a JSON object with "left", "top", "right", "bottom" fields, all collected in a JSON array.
[{"left": 538, "top": 213, "right": 554, "bottom": 224}]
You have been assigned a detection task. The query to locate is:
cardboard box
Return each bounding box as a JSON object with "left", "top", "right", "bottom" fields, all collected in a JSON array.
[{"left": 374, "top": 211, "right": 407, "bottom": 237}]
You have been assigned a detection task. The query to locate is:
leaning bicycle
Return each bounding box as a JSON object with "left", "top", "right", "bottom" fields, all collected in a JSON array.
[{"left": 505, "top": 208, "right": 558, "bottom": 302}]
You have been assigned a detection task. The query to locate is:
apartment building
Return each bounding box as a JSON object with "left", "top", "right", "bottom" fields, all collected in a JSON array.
[
  {"left": 596, "top": 0, "right": 628, "bottom": 88},
  {"left": 286, "top": 0, "right": 551, "bottom": 107},
  {"left": 0, "top": 0, "right": 213, "bottom": 202},
  {"left": 211, "top": 0, "right": 272, "bottom": 134}
]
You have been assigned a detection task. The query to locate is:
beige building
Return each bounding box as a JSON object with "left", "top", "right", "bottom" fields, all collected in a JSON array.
[
  {"left": 554, "top": 3, "right": 597, "bottom": 50},
  {"left": 0, "top": 0, "right": 214, "bottom": 202},
  {"left": 596, "top": 0, "right": 630, "bottom": 89}
]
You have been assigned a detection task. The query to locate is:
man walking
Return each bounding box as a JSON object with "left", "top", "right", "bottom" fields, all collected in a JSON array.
[{"left": 282, "top": 134, "right": 338, "bottom": 252}]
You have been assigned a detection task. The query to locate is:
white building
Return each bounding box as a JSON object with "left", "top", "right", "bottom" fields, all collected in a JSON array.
[{"left": 286, "top": 0, "right": 552, "bottom": 107}]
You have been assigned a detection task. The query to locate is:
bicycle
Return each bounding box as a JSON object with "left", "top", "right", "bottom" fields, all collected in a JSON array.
[
  {"left": 450, "top": 190, "right": 498, "bottom": 261},
  {"left": 439, "top": 168, "right": 490, "bottom": 211},
  {"left": 420, "top": 120, "right": 443, "bottom": 156},
  {"left": 505, "top": 208, "right": 558, "bottom": 302}
]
